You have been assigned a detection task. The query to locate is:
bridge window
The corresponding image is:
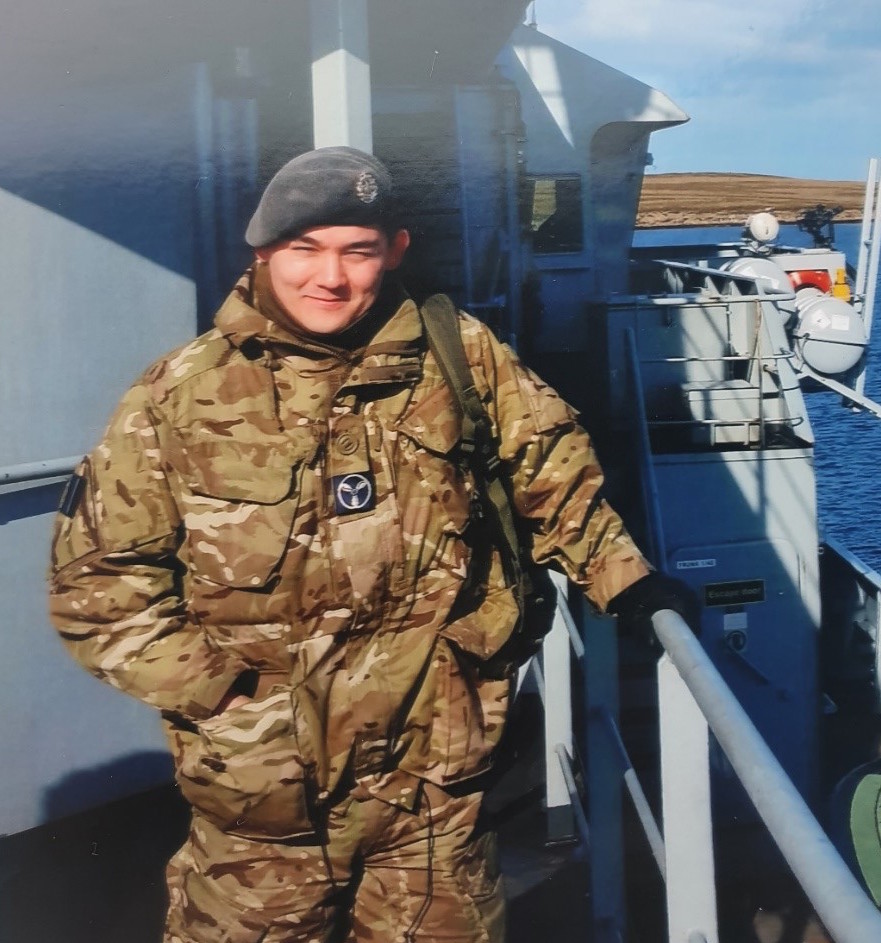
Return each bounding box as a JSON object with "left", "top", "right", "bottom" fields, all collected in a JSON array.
[{"left": 524, "top": 175, "right": 584, "bottom": 254}]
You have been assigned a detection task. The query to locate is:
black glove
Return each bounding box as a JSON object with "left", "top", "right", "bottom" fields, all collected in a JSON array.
[{"left": 606, "top": 572, "right": 701, "bottom": 650}]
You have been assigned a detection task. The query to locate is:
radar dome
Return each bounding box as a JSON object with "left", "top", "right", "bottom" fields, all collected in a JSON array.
[{"left": 745, "top": 212, "right": 780, "bottom": 243}]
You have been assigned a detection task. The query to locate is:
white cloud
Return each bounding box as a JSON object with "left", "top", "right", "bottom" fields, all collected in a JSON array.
[{"left": 532, "top": 0, "right": 881, "bottom": 177}]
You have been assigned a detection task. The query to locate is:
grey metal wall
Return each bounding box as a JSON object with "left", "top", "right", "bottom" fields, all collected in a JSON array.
[
  {"left": 373, "top": 83, "right": 516, "bottom": 326},
  {"left": 655, "top": 450, "right": 821, "bottom": 810},
  {"left": 0, "top": 64, "right": 208, "bottom": 832}
]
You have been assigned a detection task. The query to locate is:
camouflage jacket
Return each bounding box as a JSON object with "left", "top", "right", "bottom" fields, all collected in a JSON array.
[{"left": 49, "top": 269, "right": 650, "bottom": 839}]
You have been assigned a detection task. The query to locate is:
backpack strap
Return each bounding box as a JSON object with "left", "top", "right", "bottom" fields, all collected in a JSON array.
[{"left": 419, "top": 294, "right": 522, "bottom": 588}]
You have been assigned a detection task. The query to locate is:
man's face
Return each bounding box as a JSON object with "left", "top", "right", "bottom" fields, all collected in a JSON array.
[{"left": 256, "top": 225, "right": 410, "bottom": 335}]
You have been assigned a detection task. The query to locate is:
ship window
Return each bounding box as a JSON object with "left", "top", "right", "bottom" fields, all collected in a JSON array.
[{"left": 524, "top": 175, "right": 583, "bottom": 254}]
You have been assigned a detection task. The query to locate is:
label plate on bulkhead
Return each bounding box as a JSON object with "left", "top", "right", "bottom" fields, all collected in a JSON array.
[{"left": 704, "top": 579, "right": 765, "bottom": 607}]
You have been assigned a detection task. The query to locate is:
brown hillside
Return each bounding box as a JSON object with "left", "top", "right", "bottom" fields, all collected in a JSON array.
[{"left": 637, "top": 173, "right": 865, "bottom": 229}]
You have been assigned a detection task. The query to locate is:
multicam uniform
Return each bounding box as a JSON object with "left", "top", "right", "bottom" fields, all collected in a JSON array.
[{"left": 49, "top": 266, "right": 650, "bottom": 943}]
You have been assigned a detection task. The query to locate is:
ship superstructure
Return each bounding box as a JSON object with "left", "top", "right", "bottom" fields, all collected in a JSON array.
[{"left": 2, "top": 2, "right": 881, "bottom": 940}]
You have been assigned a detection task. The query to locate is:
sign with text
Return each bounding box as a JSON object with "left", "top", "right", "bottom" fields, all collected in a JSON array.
[{"left": 704, "top": 579, "right": 765, "bottom": 607}]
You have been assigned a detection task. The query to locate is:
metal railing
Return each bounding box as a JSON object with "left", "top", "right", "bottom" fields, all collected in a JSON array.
[
  {"left": 619, "top": 289, "right": 807, "bottom": 456},
  {"left": 654, "top": 609, "right": 881, "bottom": 943},
  {"left": 535, "top": 591, "right": 881, "bottom": 943},
  {"left": 0, "top": 456, "right": 79, "bottom": 485},
  {"left": 823, "top": 537, "right": 881, "bottom": 698},
  {"left": 855, "top": 157, "right": 881, "bottom": 397}
]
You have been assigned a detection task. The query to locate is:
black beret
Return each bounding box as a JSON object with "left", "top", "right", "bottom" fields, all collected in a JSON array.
[{"left": 245, "top": 147, "right": 397, "bottom": 248}]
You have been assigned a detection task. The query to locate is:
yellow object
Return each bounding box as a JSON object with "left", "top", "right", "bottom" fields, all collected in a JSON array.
[{"left": 832, "top": 267, "right": 852, "bottom": 301}]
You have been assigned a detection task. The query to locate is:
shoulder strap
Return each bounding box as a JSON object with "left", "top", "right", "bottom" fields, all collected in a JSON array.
[{"left": 420, "top": 294, "right": 522, "bottom": 587}]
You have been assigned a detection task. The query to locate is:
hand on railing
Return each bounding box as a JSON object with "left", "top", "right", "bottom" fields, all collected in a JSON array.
[{"left": 607, "top": 572, "right": 700, "bottom": 651}]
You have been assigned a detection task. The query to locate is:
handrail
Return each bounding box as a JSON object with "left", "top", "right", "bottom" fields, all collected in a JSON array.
[
  {"left": 639, "top": 351, "right": 797, "bottom": 363},
  {"left": 855, "top": 157, "right": 881, "bottom": 401},
  {"left": 652, "top": 609, "right": 881, "bottom": 943},
  {"left": 608, "top": 292, "right": 793, "bottom": 310},
  {"left": 596, "top": 707, "right": 667, "bottom": 878},
  {"left": 0, "top": 456, "right": 80, "bottom": 485},
  {"left": 822, "top": 537, "right": 881, "bottom": 702},
  {"left": 625, "top": 327, "right": 665, "bottom": 565},
  {"left": 797, "top": 363, "right": 881, "bottom": 420},
  {"left": 647, "top": 416, "right": 806, "bottom": 429},
  {"left": 554, "top": 744, "right": 591, "bottom": 848},
  {"left": 825, "top": 535, "right": 881, "bottom": 589}
]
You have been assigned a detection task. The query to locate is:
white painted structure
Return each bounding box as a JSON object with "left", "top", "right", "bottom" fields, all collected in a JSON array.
[
  {"left": 497, "top": 26, "right": 687, "bottom": 350},
  {"left": 310, "top": 0, "right": 373, "bottom": 151}
]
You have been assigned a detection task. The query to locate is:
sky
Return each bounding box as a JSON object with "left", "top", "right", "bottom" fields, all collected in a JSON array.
[{"left": 532, "top": 0, "right": 881, "bottom": 181}]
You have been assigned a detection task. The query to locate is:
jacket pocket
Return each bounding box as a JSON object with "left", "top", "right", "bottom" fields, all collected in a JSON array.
[
  {"left": 440, "top": 581, "right": 520, "bottom": 661},
  {"left": 178, "top": 438, "right": 312, "bottom": 588},
  {"left": 425, "top": 638, "right": 510, "bottom": 784},
  {"left": 396, "top": 386, "right": 474, "bottom": 578},
  {"left": 168, "top": 688, "right": 315, "bottom": 839}
]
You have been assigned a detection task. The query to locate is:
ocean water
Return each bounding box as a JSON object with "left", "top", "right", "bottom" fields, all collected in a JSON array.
[{"left": 635, "top": 223, "right": 881, "bottom": 573}]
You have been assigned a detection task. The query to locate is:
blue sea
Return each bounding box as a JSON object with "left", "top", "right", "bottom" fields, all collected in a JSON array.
[{"left": 635, "top": 223, "right": 881, "bottom": 573}]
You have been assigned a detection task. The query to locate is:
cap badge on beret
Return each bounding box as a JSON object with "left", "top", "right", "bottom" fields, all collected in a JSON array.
[
  {"left": 355, "top": 171, "right": 379, "bottom": 204},
  {"left": 244, "top": 147, "right": 395, "bottom": 247}
]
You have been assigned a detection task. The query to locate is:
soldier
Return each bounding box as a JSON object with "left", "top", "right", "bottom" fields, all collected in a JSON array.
[{"left": 49, "top": 147, "right": 694, "bottom": 943}]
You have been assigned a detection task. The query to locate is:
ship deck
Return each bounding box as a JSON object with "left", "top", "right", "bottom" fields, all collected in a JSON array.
[
  {"left": 0, "top": 693, "right": 841, "bottom": 943},
  {"left": 0, "top": 780, "right": 592, "bottom": 943}
]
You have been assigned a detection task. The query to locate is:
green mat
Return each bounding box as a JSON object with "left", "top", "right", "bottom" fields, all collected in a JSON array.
[{"left": 850, "top": 772, "right": 881, "bottom": 906}]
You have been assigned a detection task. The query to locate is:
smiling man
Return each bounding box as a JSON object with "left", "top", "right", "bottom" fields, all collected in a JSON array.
[
  {"left": 255, "top": 225, "right": 410, "bottom": 335},
  {"left": 49, "top": 147, "right": 690, "bottom": 943}
]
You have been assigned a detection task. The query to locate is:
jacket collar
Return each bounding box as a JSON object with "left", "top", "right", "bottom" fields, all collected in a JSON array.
[{"left": 215, "top": 268, "right": 425, "bottom": 387}]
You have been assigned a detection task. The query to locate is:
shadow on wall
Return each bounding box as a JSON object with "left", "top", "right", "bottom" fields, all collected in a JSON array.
[
  {"left": 0, "top": 482, "right": 63, "bottom": 525},
  {"left": 0, "top": 753, "right": 187, "bottom": 943},
  {"left": 41, "top": 751, "right": 175, "bottom": 823},
  {"left": 0, "top": 60, "right": 256, "bottom": 325}
]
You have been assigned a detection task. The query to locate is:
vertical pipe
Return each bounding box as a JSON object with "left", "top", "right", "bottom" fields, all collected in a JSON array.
[
  {"left": 543, "top": 571, "right": 575, "bottom": 842},
  {"left": 215, "top": 97, "right": 237, "bottom": 284},
  {"left": 855, "top": 158, "right": 877, "bottom": 302},
  {"left": 242, "top": 97, "right": 259, "bottom": 192},
  {"left": 499, "top": 86, "right": 524, "bottom": 349},
  {"left": 583, "top": 600, "right": 626, "bottom": 943},
  {"left": 235, "top": 47, "right": 259, "bottom": 194},
  {"left": 309, "top": 0, "right": 373, "bottom": 152},
  {"left": 861, "top": 173, "right": 881, "bottom": 341},
  {"left": 453, "top": 87, "right": 477, "bottom": 309},
  {"left": 856, "top": 159, "right": 880, "bottom": 398},
  {"left": 625, "top": 326, "right": 665, "bottom": 566},
  {"left": 658, "top": 654, "right": 719, "bottom": 943},
  {"left": 873, "top": 583, "right": 881, "bottom": 699},
  {"left": 192, "top": 61, "right": 220, "bottom": 320}
]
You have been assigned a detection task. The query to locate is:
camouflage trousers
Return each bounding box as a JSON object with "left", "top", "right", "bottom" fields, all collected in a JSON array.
[{"left": 164, "top": 782, "right": 505, "bottom": 943}]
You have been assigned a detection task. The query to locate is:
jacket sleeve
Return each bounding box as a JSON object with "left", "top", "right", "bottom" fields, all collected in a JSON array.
[
  {"left": 48, "top": 383, "right": 248, "bottom": 719},
  {"left": 466, "top": 317, "right": 652, "bottom": 612}
]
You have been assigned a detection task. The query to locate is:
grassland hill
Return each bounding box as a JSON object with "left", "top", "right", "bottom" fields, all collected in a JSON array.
[{"left": 637, "top": 172, "right": 865, "bottom": 229}]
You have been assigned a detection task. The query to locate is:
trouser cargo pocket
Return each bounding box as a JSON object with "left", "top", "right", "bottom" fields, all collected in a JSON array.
[{"left": 167, "top": 689, "right": 315, "bottom": 840}]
